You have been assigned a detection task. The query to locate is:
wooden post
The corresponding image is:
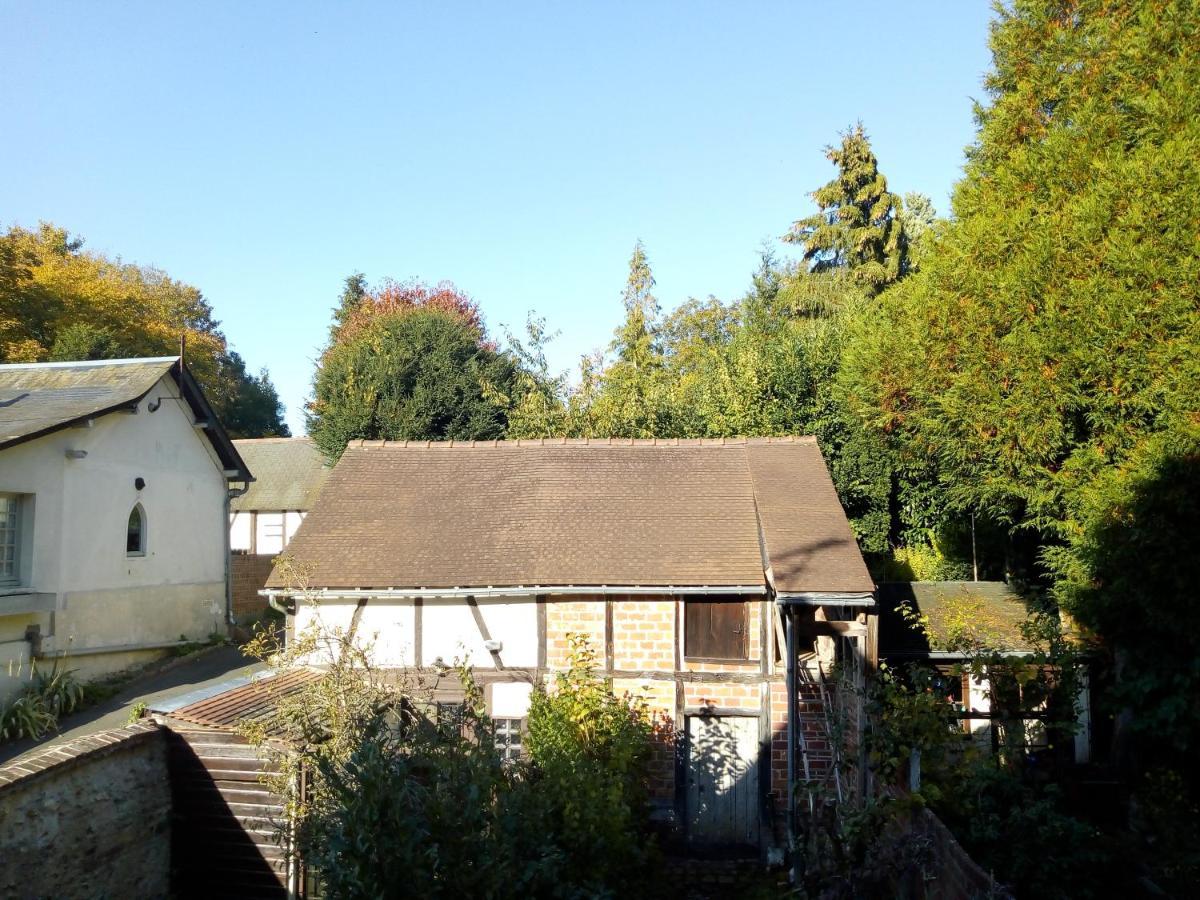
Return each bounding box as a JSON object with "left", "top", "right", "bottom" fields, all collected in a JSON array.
[{"left": 785, "top": 605, "right": 801, "bottom": 885}]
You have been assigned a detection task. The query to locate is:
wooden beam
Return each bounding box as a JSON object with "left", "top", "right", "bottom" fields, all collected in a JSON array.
[
  {"left": 796, "top": 621, "right": 868, "bottom": 639},
  {"left": 465, "top": 596, "right": 504, "bottom": 669}
]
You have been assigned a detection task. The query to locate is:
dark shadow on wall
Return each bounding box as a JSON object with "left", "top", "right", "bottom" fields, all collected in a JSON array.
[
  {"left": 166, "top": 727, "right": 289, "bottom": 899},
  {"left": 680, "top": 712, "right": 762, "bottom": 854}
]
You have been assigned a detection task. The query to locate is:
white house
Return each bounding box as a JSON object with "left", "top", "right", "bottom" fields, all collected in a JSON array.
[
  {"left": 0, "top": 357, "right": 252, "bottom": 702},
  {"left": 226, "top": 437, "right": 329, "bottom": 623},
  {"left": 228, "top": 437, "right": 329, "bottom": 557}
]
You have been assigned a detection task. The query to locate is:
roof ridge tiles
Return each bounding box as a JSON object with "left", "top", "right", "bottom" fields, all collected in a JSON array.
[{"left": 341, "top": 435, "right": 818, "bottom": 450}]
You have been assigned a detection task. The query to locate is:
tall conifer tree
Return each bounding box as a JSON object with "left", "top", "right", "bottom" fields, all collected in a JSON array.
[{"left": 784, "top": 124, "right": 906, "bottom": 295}]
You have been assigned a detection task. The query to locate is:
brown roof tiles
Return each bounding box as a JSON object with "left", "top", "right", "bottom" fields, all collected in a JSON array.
[{"left": 267, "top": 437, "right": 873, "bottom": 596}]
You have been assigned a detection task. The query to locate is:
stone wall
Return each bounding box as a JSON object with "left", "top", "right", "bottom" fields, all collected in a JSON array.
[
  {"left": 0, "top": 723, "right": 170, "bottom": 900},
  {"left": 908, "top": 806, "right": 1013, "bottom": 900},
  {"left": 231, "top": 552, "right": 277, "bottom": 621}
]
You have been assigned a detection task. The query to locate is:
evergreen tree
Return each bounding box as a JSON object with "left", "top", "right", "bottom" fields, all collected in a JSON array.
[
  {"left": 308, "top": 284, "right": 517, "bottom": 459},
  {"left": 581, "top": 242, "right": 670, "bottom": 437},
  {"left": 784, "top": 124, "right": 906, "bottom": 295},
  {"left": 897, "top": 192, "right": 937, "bottom": 273},
  {"left": 841, "top": 0, "right": 1200, "bottom": 758},
  {"left": 614, "top": 240, "right": 660, "bottom": 371},
  {"left": 330, "top": 272, "right": 368, "bottom": 340}
]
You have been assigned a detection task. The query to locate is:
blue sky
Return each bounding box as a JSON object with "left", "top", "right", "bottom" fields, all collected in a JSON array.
[{"left": 2, "top": 2, "right": 995, "bottom": 434}]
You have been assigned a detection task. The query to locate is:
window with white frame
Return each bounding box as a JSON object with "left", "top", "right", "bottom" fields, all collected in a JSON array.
[
  {"left": 0, "top": 493, "right": 22, "bottom": 585},
  {"left": 493, "top": 717, "right": 525, "bottom": 761}
]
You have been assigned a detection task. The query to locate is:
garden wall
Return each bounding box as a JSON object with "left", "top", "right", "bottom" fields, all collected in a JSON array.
[
  {"left": 909, "top": 806, "right": 1012, "bottom": 900},
  {"left": 0, "top": 723, "right": 171, "bottom": 900}
]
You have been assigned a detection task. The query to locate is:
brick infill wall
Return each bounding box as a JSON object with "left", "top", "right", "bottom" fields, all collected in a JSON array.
[{"left": 231, "top": 553, "right": 277, "bottom": 621}]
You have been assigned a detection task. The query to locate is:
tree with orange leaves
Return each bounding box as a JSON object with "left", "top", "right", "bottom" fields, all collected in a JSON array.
[{"left": 308, "top": 274, "right": 517, "bottom": 459}]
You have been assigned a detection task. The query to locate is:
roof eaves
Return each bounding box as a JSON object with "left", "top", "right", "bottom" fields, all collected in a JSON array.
[{"left": 174, "top": 360, "right": 253, "bottom": 483}]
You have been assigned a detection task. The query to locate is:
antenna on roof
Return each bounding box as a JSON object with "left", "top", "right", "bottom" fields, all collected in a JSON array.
[{"left": 179, "top": 332, "right": 186, "bottom": 365}]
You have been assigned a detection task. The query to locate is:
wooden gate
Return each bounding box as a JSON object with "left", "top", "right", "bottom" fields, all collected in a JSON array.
[{"left": 685, "top": 714, "right": 760, "bottom": 847}]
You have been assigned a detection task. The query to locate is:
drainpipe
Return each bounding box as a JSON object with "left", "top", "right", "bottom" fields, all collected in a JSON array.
[{"left": 225, "top": 482, "right": 250, "bottom": 626}]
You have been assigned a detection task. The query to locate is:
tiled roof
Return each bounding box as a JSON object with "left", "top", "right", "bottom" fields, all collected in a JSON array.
[
  {"left": 232, "top": 437, "right": 330, "bottom": 511},
  {"left": 877, "top": 581, "right": 1034, "bottom": 656},
  {"left": 267, "top": 437, "right": 873, "bottom": 595},
  {"left": 0, "top": 357, "right": 177, "bottom": 447},
  {"left": 0, "top": 356, "right": 251, "bottom": 480}
]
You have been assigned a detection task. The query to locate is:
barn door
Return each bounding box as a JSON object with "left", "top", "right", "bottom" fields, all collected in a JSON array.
[{"left": 685, "top": 714, "right": 760, "bottom": 847}]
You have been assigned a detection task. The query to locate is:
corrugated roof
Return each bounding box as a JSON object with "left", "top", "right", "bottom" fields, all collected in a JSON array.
[
  {"left": 0, "top": 357, "right": 177, "bottom": 447},
  {"left": 167, "top": 668, "right": 323, "bottom": 730},
  {"left": 877, "top": 582, "right": 1034, "bottom": 657},
  {"left": 267, "top": 437, "right": 874, "bottom": 595},
  {"left": 232, "top": 437, "right": 330, "bottom": 511}
]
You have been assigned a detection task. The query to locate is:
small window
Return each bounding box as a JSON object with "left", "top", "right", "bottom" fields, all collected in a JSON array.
[
  {"left": 126, "top": 504, "right": 146, "bottom": 556},
  {"left": 436, "top": 701, "right": 466, "bottom": 738},
  {"left": 0, "top": 493, "right": 21, "bottom": 585},
  {"left": 494, "top": 717, "right": 524, "bottom": 761},
  {"left": 685, "top": 599, "right": 750, "bottom": 661}
]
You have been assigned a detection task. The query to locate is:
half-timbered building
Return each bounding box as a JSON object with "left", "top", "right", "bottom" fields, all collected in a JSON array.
[{"left": 261, "top": 436, "right": 876, "bottom": 851}]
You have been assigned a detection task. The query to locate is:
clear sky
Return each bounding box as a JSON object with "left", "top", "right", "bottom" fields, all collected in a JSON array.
[{"left": 2, "top": 2, "right": 995, "bottom": 434}]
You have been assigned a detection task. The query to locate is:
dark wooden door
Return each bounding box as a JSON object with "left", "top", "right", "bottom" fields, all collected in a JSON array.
[{"left": 685, "top": 600, "right": 748, "bottom": 660}]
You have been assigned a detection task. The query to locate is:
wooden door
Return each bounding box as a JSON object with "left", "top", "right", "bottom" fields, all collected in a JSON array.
[{"left": 685, "top": 714, "right": 760, "bottom": 847}]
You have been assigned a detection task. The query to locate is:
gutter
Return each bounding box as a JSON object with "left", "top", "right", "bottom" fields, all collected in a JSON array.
[
  {"left": 884, "top": 649, "right": 1035, "bottom": 661},
  {"left": 774, "top": 591, "right": 875, "bottom": 608},
  {"left": 260, "top": 583, "right": 767, "bottom": 606}
]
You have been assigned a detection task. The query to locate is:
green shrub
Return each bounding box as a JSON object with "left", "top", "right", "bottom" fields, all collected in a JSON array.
[
  {"left": 0, "top": 663, "right": 83, "bottom": 743},
  {"left": 243, "top": 617, "right": 658, "bottom": 900},
  {"left": 524, "top": 633, "right": 658, "bottom": 896}
]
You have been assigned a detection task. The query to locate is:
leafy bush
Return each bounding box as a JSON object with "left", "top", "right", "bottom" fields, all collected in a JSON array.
[
  {"left": 938, "top": 765, "right": 1117, "bottom": 900},
  {"left": 0, "top": 663, "right": 83, "bottom": 743},
  {"left": 243, "top": 617, "right": 658, "bottom": 900},
  {"left": 524, "top": 633, "right": 657, "bottom": 895}
]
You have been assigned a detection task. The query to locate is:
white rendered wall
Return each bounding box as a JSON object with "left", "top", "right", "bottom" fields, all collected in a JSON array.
[
  {"left": 421, "top": 598, "right": 537, "bottom": 669},
  {"left": 0, "top": 374, "right": 228, "bottom": 665},
  {"left": 292, "top": 595, "right": 539, "bottom": 670},
  {"left": 293, "top": 598, "right": 417, "bottom": 668},
  {"left": 285, "top": 511, "right": 305, "bottom": 544},
  {"left": 255, "top": 512, "right": 286, "bottom": 555},
  {"left": 230, "top": 510, "right": 306, "bottom": 554},
  {"left": 490, "top": 682, "right": 533, "bottom": 718},
  {"left": 229, "top": 512, "right": 252, "bottom": 552}
]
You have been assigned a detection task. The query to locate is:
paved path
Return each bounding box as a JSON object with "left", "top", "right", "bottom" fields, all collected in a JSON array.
[{"left": 0, "top": 644, "right": 264, "bottom": 766}]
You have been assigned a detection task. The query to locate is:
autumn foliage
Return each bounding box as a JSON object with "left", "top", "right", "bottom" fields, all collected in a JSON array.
[{"left": 333, "top": 278, "right": 487, "bottom": 348}]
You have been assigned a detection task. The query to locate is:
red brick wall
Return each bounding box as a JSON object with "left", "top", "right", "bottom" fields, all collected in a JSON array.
[
  {"left": 540, "top": 596, "right": 809, "bottom": 823},
  {"left": 230, "top": 554, "right": 276, "bottom": 621},
  {"left": 612, "top": 599, "right": 675, "bottom": 670}
]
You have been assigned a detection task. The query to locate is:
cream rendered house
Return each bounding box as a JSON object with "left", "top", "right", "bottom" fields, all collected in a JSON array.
[{"left": 0, "top": 357, "right": 252, "bottom": 702}]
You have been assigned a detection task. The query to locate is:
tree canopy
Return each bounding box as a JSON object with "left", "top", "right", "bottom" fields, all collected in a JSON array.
[
  {"left": 0, "top": 222, "right": 288, "bottom": 437},
  {"left": 783, "top": 123, "right": 906, "bottom": 294},
  {"left": 840, "top": 0, "right": 1200, "bottom": 754},
  {"left": 307, "top": 277, "right": 518, "bottom": 459}
]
